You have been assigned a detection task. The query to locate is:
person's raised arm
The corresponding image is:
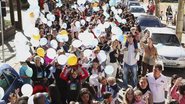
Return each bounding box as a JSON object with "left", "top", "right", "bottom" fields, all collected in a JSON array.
[{"left": 170, "top": 77, "right": 182, "bottom": 100}]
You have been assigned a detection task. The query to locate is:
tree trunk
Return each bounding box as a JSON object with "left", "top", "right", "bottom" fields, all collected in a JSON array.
[
  {"left": 176, "top": 0, "right": 184, "bottom": 42},
  {"left": 155, "top": 0, "right": 160, "bottom": 17}
]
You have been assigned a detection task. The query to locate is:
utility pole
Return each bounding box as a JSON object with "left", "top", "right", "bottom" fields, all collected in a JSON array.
[
  {"left": 155, "top": 0, "right": 160, "bottom": 18},
  {"left": 176, "top": 0, "right": 184, "bottom": 42},
  {"left": 0, "top": 0, "right": 5, "bottom": 63}
]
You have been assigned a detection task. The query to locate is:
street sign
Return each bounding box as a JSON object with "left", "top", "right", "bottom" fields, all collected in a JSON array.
[{"left": 1, "top": 1, "right": 6, "bottom": 17}]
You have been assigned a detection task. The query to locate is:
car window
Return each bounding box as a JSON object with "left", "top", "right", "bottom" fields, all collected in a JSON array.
[
  {"left": 129, "top": 3, "right": 140, "bottom": 6},
  {"left": 0, "top": 73, "right": 9, "bottom": 91},
  {"left": 151, "top": 33, "right": 180, "bottom": 46},
  {"left": 130, "top": 8, "right": 145, "bottom": 13},
  {"left": 0, "top": 68, "right": 16, "bottom": 91},
  {"left": 139, "top": 19, "right": 161, "bottom": 27}
]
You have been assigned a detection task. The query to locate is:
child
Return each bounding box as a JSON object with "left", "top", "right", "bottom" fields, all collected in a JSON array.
[
  {"left": 19, "top": 62, "right": 32, "bottom": 84},
  {"left": 134, "top": 90, "right": 145, "bottom": 104},
  {"left": 60, "top": 64, "right": 89, "bottom": 103},
  {"left": 107, "top": 77, "right": 120, "bottom": 99},
  {"left": 97, "top": 76, "right": 111, "bottom": 101},
  {"left": 102, "top": 92, "right": 113, "bottom": 104}
]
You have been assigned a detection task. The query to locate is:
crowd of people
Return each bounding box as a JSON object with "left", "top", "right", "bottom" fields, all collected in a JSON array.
[{"left": 1, "top": 0, "right": 185, "bottom": 104}]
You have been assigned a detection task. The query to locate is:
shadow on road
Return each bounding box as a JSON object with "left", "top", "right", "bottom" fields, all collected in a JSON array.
[{"left": 163, "top": 67, "right": 185, "bottom": 78}]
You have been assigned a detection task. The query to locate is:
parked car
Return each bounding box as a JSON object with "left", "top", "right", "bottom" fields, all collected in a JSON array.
[
  {"left": 142, "top": 27, "right": 185, "bottom": 68},
  {"left": 136, "top": 15, "right": 165, "bottom": 30},
  {"left": 0, "top": 64, "right": 23, "bottom": 103},
  {"left": 129, "top": 6, "right": 146, "bottom": 19},
  {"left": 127, "top": 1, "right": 140, "bottom": 8}
]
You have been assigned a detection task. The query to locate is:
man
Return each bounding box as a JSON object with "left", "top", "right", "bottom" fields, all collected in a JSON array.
[
  {"left": 146, "top": 64, "right": 167, "bottom": 104},
  {"left": 123, "top": 34, "right": 139, "bottom": 88}
]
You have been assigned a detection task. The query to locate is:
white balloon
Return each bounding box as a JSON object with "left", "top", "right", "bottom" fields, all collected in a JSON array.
[
  {"left": 0, "top": 87, "right": 4, "bottom": 99},
  {"left": 89, "top": 74, "right": 99, "bottom": 86},
  {"left": 61, "top": 23, "right": 67, "bottom": 29},
  {"left": 50, "top": 14, "right": 56, "bottom": 21},
  {"left": 24, "top": 27, "right": 34, "bottom": 37},
  {"left": 91, "top": 38, "right": 99, "bottom": 47},
  {"left": 62, "top": 35, "right": 69, "bottom": 42},
  {"left": 93, "top": 28, "right": 101, "bottom": 38},
  {"left": 111, "top": 6, "right": 116, "bottom": 12},
  {"left": 50, "top": 40, "right": 58, "bottom": 49},
  {"left": 78, "top": 32, "right": 85, "bottom": 41},
  {"left": 46, "top": 13, "right": 51, "bottom": 20},
  {"left": 41, "top": 17, "right": 47, "bottom": 24},
  {"left": 104, "top": 65, "right": 114, "bottom": 75},
  {"left": 111, "top": 26, "right": 123, "bottom": 35},
  {"left": 77, "top": 0, "right": 86, "bottom": 5},
  {"left": 118, "top": 9, "right": 122, "bottom": 14},
  {"left": 72, "top": 39, "right": 82, "bottom": 48},
  {"left": 32, "top": 28, "right": 39, "bottom": 35},
  {"left": 21, "top": 84, "right": 33, "bottom": 97},
  {"left": 25, "top": 67, "right": 33, "bottom": 77},
  {"left": 111, "top": 35, "right": 118, "bottom": 41},
  {"left": 47, "top": 48, "right": 57, "bottom": 59},
  {"left": 80, "top": 19, "right": 86, "bottom": 26},
  {"left": 56, "top": 35, "right": 64, "bottom": 43},
  {"left": 47, "top": 21, "right": 52, "bottom": 27},
  {"left": 93, "top": 7, "right": 100, "bottom": 12},
  {"left": 30, "top": 38, "right": 40, "bottom": 47},
  {"left": 104, "top": 22, "right": 110, "bottom": 28},
  {"left": 97, "top": 50, "right": 107, "bottom": 64},
  {"left": 75, "top": 21, "right": 81, "bottom": 28},
  {"left": 86, "top": 17, "right": 91, "bottom": 22},
  {"left": 39, "top": 38, "right": 47, "bottom": 46},
  {"left": 83, "top": 49, "right": 93, "bottom": 57},
  {"left": 121, "top": 19, "right": 127, "bottom": 24},
  {"left": 28, "top": 0, "right": 38, "bottom": 5},
  {"left": 15, "top": 32, "right": 28, "bottom": 44},
  {"left": 57, "top": 55, "right": 68, "bottom": 65}
]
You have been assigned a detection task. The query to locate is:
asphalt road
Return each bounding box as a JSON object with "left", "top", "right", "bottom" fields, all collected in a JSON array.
[{"left": 163, "top": 67, "right": 185, "bottom": 78}]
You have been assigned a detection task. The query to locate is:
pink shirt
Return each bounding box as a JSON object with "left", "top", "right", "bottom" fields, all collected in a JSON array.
[{"left": 171, "top": 86, "right": 185, "bottom": 104}]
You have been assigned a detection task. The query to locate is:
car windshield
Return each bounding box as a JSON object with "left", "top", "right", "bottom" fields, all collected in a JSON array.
[
  {"left": 152, "top": 33, "right": 180, "bottom": 46},
  {"left": 139, "top": 19, "right": 161, "bottom": 27},
  {"left": 130, "top": 8, "right": 145, "bottom": 13},
  {"left": 129, "top": 3, "right": 140, "bottom": 6},
  {"left": 0, "top": 68, "right": 16, "bottom": 91}
]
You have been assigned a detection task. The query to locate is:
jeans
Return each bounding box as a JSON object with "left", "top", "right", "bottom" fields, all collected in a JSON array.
[{"left": 122, "top": 63, "right": 138, "bottom": 88}]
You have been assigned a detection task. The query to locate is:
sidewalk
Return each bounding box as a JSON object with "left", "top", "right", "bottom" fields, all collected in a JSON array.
[{"left": 0, "top": 34, "right": 20, "bottom": 69}]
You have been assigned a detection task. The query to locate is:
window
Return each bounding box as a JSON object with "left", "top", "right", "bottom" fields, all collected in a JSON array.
[
  {"left": 151, "top": 33, "right": 180, "bottom": 46},
  {"left": 0, "top": 68, "right": 16, "bottom": 91}
]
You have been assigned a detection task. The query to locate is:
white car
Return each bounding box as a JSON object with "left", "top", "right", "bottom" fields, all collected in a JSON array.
[
  {"left": 129, "top": 6, "right": 146, "bottom": 18},
  {"left": 142, "top": 27, "right": 185, "bottom": 68}
]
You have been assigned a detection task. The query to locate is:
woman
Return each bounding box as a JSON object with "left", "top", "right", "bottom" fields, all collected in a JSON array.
[
  {"left": 78, "top": 88, "right": 98, "bottom": 104},
  {"left": 60, "top": 64, "right": 89, "bottom": 103},
  {"left": 48, "top": 84, "right": 62, "bottom": 104},
  {"left": 140, "top": 38, "right": 158, "bottom": 76},
  {"left": 107, "top": 39, "right": 120, "bottom": 77},
  {"left": 26, "top": 56, "right": 49, "bottom": 94},
  {"left": 167, "top": 74, "right": 179, "bottom": 104},
  {"left": 134, "top": 77, "right": 153, "bottom": 104},
  {"left": 170, "top": 77, "right": 185, "bottom": 104},
  {"left": 123, "top": 87, "right": 135, "bottom": 104},
  {"left": 166, "top": 5, "right": 173, "bottom": 24}
]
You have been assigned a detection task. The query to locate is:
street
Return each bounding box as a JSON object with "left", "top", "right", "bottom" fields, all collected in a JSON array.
[{"left": 0, "top": 0, "right": 185, "bottom": 103}]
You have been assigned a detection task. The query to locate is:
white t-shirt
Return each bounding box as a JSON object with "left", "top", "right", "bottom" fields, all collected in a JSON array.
[
  {"left": 123, "top": 44, "right": 137, "bottom": 65},
  {"left": 146, "top": 73, "right": 168, "bottom": 103}
]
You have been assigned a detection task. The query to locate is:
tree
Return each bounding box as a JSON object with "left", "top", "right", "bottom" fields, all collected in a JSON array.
[
  {"left": 155, "top": 0, "right": 160, "bottom": 17},
  {"left": 176, "top": 0, "right": 184, "bottom": 42}
]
